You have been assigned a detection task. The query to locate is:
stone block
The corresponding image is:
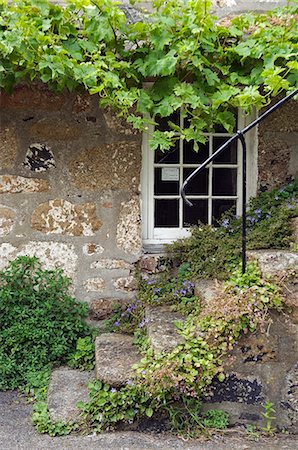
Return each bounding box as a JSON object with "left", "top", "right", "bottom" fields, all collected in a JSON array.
[
  {"left": 47, "top": 367, "right": 92, "bottom": 423},
  {"left": 31, "top": 199, "right": 102, "bottom": 236},
  {"left": 91, "top": 259, "right": 133, "bottom": 271},
  {"left": 0, "top": 241, "right": 77, "bottom": 279},
  {"left": 114, "top": 276, "right": 137, "bottom": 292},
  {"left": 0, "top": 175, "right": 49, "bottom": 193},
  {"left": 89, "top": 298, "right": 125, "bottom": 320},
  {"left": 0, "top": 126, "right": 18, "bottom": 170},
  {"left": 194, "top": 279, "right": 222, "bottom": 306},
  {"left": 83, "top": 278, "right": 105, "bottom": 293},
  {"left": 103, "top": 109, "right": 139, "bottom": 135},
  {"left": 0, "top": 206, "right": 16, "bottom": 236},
  {"left": 95, "top": 333, "right": 141, "bottom": 386},
  {"left": 145, "top": 305, "right": 184, "bottom": 354},
  {"left": 23, "top": 143, "right": 56, "bottom": 172},
  {"left": 116, "top": 197, "right": 142, "bottom": 256},
  {"left": 0, "top": 85, "right": 66, "bottom": 111},
  {"left": 72, "top": 94, "right": 92, "bottom": 113},
  {"left": 83, "top": 243, "right": 104, "bottom": 255},
  {"left": 248, "top": 250, "right": 298, "bottom": 275},
  {"left": 68, "top": 141, "right": 141, "bottom": 192},
  {"left": 30, "top": 119, "right": 81, "bottom": 140}
]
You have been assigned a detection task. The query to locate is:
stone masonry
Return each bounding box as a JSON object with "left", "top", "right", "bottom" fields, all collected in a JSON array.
[
  {"left": 0, "top": 84, "right": 142, "bottom": 309},
  {"left": 0, "top": 84, "right": 297, "bottom": 311}
]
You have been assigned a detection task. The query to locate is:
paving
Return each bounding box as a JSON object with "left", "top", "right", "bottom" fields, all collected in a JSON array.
[{"left": 1, "top": 390, "right": 298, "bottom": 450}]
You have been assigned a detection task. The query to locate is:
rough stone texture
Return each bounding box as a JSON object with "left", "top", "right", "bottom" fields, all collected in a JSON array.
[
  {"left": 145, "top": 305, "right": 184, "bottom": 354},
  {"left": 103, "top": 109, "right": 139, "bottom": 135},
  {"left": 30, "top": 118, "right": 82, "bottom": 140},
  {"left": 69, "top": 141, "right": 141, "bottom": 192},
  {"left": 139, "top": 254, "right": 168, "bottom": 274},
  {"left": 89, "top": 298, "right": 124, "bottom": 320},
  {"left": 248, "top": 250, "right": 298, "bottom": 275},
  {"left": 83, "top": 278, "right": 105, "bottom": 292},
  {"left": 116, "top": 197, "right": 142, "bottom": 256},
  {"left": 95, "top": 333, "right": 141, "bottom": 386},
  {"left": 0, "top": 175, "right": 49, "bottom": 193},
  {"left": 114, "top": 276, "right": 137, "bottom": 292},
  {"left": 0, "top": 85, "right": 66, "bottom": 111},
  {"left": 90, "top": 259, "right": 133, "bottom": 270},
  {"left": 23, "top": 143, "right": 56, "bottom": 172},
  {"left": 194, "top": 279, "right": 222, "bottom": 306},
  {"left": 47, "top": 367, "right": 92, "bottom": 423},
  {"left": 202, "top": 311, "right": 298, "bottom": 430},
  {"left": 0, "top": 206, "right": 16, "bottom": 236},
  {"left": 0, "top": 126, "right": 18, "bottom": 170},
  {"left": 31, "top": 199, "right": 102, "bottom": 236},
  {"left": 292, "top": 217, "right": 298, "bottom": 244},
  {"left": 0, "top": 241, "right": 77, "bottom": 278},
  {"left": 83, "top": 243, "right": 104, "bottom": 255},
  {"left": 258, "top": 99, "right": 298, "bottom": 192}
]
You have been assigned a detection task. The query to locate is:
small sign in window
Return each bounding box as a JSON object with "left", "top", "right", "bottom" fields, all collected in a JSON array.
[{"left": 161, "top": 167, "right": 179, "bottom": 181}]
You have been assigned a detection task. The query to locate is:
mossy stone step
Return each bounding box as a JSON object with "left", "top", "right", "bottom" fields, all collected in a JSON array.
[
  {"left": 248, "top": 250, "right": 298, "bottom": 275},
  {"left": 95, "top": 333, "right": 141, "bottom": 387},
  {"left": 145, "top": 305, "right": 184, "bottom": 354}
]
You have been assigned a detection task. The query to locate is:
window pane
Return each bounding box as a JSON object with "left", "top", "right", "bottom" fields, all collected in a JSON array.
[
  {"left": 154, "top": 141, "right": 179, "bottom": 164},
  {"left": 212, "top": 168, "right": 237, "bottom": 195},
  {"left": 156, "top": 111, "right": 180, "bottom": 131},
  {"left": 212, "top": 137, "right": 237, "bottom": 164},
  {"left": 155, "top": 199, "right": 179, "bottom": 227},
  {"left": 183, "top": 140, "right": 209, "bottom": 164},
  {"left": 183, "top": 200, "right": 208, "bottom": 226},
  {"left": 212, "top": 199, "right": 236, "bottom": 224},
  {"left": 154, "top": 168, "right": 179, "bottom": 195},
  {"left": 183, "top": 168, "right": 208, "bottom": 195}
]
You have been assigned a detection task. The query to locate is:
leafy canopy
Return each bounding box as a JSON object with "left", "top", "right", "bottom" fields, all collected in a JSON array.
[{"left": 0, "top": 0, "right": 297, "bottom": 149}]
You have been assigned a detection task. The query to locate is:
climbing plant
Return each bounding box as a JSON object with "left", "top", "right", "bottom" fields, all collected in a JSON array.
[{"left": 0, "top": 0, "right": 297, "bottom": 150}]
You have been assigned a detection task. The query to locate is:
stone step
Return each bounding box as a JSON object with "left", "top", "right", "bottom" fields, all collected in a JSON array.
[
  {"left": 47, "top": 367, "right": 92, "bottom": 423},
  {"left": 194, "top": 279, "right": 222, "bottom": 306},
  {"left": 248, "top": 250, "right": 298, "bottom": 275},
  {"left": 95, "top": 333, "right": 141, "bottom": 387},
  {"left": 145, "top": 305, "right": 184, "bottom": 354}
]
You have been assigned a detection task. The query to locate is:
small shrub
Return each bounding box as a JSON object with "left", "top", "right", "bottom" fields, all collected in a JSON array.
[
  {"left": 167, "top": 179, "right": 298, "bottom": 279},
  {"left": 0, "top": 256, "right": 92, "bottom": 390}
]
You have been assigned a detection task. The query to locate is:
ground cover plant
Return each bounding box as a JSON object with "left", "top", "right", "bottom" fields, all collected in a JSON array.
[
  {"left": 167, "top": 178, "right": 298, "bottom": 279},
  {"left": 0, "top": 256, "right": 92, "bottom": 391}
]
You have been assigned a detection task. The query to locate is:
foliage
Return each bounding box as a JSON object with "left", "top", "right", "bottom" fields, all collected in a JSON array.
[
  {"left": 0, "top": 256, "right": 92, "bottom": 390},
  {"left": 0, "top": 0, "right": 297, "bottom": 150},
  {"left": 79, "top": 262, "right": 284, "bottom": 435},
  {"left": 68, "top": 336, "right": 96, "bottom": 371},
  {"left": 167, "top": 179, "right": 298, "bottom": 279},
  {"left": 202, "top": 409, "right": 229, "bottom": 429},
  {"left": 32, "top": 401, "right": 74, "bottom": 436},
  {"left": 261, "top": 401, "right": 276, "bottom": 435}
]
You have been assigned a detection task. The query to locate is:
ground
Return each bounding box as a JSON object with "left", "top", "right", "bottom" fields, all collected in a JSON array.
[{"left": 1, "top": 391, "right": 297, "bottom": 450}]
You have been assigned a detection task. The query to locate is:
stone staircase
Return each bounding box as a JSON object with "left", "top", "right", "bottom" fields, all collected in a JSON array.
[{"left": 47, "top": 249, "right": 298, "bottom": 432}]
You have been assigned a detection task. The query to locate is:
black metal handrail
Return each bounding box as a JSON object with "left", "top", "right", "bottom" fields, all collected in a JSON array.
[{"left": 181, "top": 88, "right": 298, "bottom": 273}]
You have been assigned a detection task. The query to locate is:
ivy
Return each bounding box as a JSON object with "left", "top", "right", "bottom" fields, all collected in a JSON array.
[{"left": 0, "top": 0, "right": 297, "bottom": 150}]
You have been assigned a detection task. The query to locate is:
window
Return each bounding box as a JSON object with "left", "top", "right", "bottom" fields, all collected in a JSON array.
[{"left": 141, "top": 110, "right": 257, "bottom": 246}]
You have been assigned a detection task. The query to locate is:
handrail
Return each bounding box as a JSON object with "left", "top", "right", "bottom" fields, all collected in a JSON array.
[{"left": 181, "top": 88, "right": 298, "bottom": 273}]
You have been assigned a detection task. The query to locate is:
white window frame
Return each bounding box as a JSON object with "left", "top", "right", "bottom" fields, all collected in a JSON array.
[{"left": 141, "top": 109, "right": 258, "bottom": 246}]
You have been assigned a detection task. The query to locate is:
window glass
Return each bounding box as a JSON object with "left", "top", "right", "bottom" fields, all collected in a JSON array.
[
  {"left": 183, "top": 168, "right": 208, "bottom": 195},
  {"left": 155, "top": 199, "right": 179, "bottom": 227},
  {"left": 212, "top": 168, "right": 237, "bottom": 196},
  {"left": 183, "top": 140, "right": 209, "bottom": 164},
  {"left": 154, "top": 168, "right": 180, "bottom": 195},
  {"left": 183, "top": 200, "right": 208, "bottom": 227}
]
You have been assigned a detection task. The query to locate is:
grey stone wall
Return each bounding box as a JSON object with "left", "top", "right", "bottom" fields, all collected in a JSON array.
[
  {"left": 258, "top": 99, "right": 298, "bottom": 192},
  {"left": 0, "top": 84, "right": 142, "bottom": 308}
]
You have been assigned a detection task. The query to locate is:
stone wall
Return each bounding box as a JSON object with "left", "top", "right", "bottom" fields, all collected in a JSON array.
[
  {"left": 258, "top": 99, "right": 298, "bottom": 192},
  {"left": 0, "top": 84, "right": 142, "bottom": 309}
]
